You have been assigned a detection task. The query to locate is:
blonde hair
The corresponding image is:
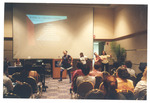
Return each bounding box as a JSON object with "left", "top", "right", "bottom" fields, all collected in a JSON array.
[{"left": 141, "top": 66, "right": 147, "bottom": 81}]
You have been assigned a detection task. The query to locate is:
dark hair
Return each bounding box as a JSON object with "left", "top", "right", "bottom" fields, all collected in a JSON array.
[
  {"left": 125, "top": 61, "right": 132, "bottom": 68},
  {"left": 103, "top": 75, "right": 117, "bottom": 92},
  {"left": 101, "top": 51, "right": 107, "bottom": 55},
  {"left": 80, "top": 52, "right": 83, "bottom": 55},
  {"left": 139, "top": 62, "right": 147, "bottom": 72},
  {"left": 4, "top": 62, "right": 8, "bottom": 73},
  {"left": 117, "top": 66, "right": 130, "bottom": 79},
  {"left": 94, "top": 62, "right": 101, "bottom": 70},
  {"left": 81, "top": 59, "right": 91, "bottom": 75},
  {"left": 85, "top": 89, "right": 104, "bottom": 99},
  {"left": 103, "top": 75, "right": 118, "bottom": 99},
  {"left": 76, "top": 61, "right": 83, "bottom": 69},
  {"left": 113, "top": 62, "right": 120, "bottom": 69}
]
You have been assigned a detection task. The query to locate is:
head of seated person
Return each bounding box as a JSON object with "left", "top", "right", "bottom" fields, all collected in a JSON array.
[
  {"left": 94, "top": 62, "right": 101, "bottom": 71},
  {"left": 139, "top": 62, "right": 147, "bottom": 73},
  {"left": 4, "top": 61, "right": 8, "bottom": 75},
  {"left": 76, "top": 61, "right": 83, "bottom": 70},
  {"left": 125, "top": 61, "right": 132, "bottom": 69},
  {"left": 20, "top": 60, "right": 33, "bottom": 81},
  {"left": 89, "top": 62, "right": 103, "bottom": 77},
  {"left": 102, "top": 75, "right": 120, "bottom": 99},
  {"left": 116, "top": 65, "right": 130, "bottom": 80}
]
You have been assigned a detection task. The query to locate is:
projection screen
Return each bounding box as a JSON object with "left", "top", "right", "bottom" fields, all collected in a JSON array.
[{"left": 13, "top": 4, "right": 93, "bottom": 59}]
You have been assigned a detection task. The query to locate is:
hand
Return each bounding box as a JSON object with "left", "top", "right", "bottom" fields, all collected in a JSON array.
[
  {"left": 59, "top": 63, "right": 61, "bottom": 66},
  {"left": 71, "top": 62, "right": 73, "bottom": 66}
]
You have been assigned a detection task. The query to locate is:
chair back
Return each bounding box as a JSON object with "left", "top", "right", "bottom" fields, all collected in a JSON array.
[
  {"left": 13, "top": 82, "right": 32, "bottom": 98},
  {"left": 136, "top": 89, "right": 147, "bottom": 100},
  {"left": 12, "top": 72, "right": 21, "bottom": 82},
  {"left": 77, "top": 81, "right": 94, "bottom": 98},
  {"left": 85, "top": 89, "right": 104, "bottom": 99},
  {"left": 94, "top": 76, "right": 103, "bottom": 89},
  {"left": 24, "top": 76, "right": 37, "bottom": 93},
  {"left": 118, "top": 90, "right": 135, "bottom": 100},
  {"left": 4, "top": 92, "right": 19, "bottom": 98}
]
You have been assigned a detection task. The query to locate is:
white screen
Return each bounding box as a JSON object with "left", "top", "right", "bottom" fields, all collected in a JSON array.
[{"left": 13, "top": 4, "right": 93, "bottom": 59}]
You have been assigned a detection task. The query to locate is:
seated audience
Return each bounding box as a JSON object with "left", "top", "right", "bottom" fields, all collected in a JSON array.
[
  {"left": 103, "top": 71, "right": 110, "bottom": 80},
  {"left": 4, "top": 58, "right": 11, "bottom": 66},
  {"left": 125, "top": 61, "right": 136, "bottom": 77},
  {"left": 19, "top": 60, "right": 40, "bottom": 82},
  {"left": 3, "top": 62, "right": 13, "bottom": 93},
  {"left": 89, "top": 62, "right": 103, "bottom": 77},
  {"left": 135, "top": 63, "right": 147, "bottom": 85},
  {"left": 116, "top": 65, "right": 134, "bottom": 93},
  {"left": 76, "top": 60, "right": 95, "bottom": 87},
  {"left": 70, "top": 61, "right": 84, "bottom": 91},
  {"left": 134, "top": 67, "right": 147, "bottom": 100},
  {"left": 101, "top": 75, "right": 126, "bottom": 99},
  {"left": 110, "top": 62, "right": 120, "bottom": 76}
]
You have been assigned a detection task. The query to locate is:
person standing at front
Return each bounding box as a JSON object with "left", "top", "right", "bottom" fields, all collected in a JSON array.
[
  {"left": 59, "top": 50, "right": 73, "bottom": 83},
  {"left": 100, "top": 51, "right": 111, "bottom": 72}
]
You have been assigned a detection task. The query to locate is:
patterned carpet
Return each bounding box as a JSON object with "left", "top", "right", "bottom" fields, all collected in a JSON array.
[{"left": 41, "top": 76, "right": 71, "bottom": 99}]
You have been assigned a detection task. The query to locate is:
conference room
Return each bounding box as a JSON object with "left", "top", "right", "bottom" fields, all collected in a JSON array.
[{"left": 3, "top": 2, "right": 147, "bottom": 100}]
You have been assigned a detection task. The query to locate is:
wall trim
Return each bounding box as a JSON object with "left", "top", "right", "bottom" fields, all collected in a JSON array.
[
  {"left": 94, "top": 30, "right": 147, "bottom": 42},
  {"left": 4, "top": 37, "right": 13, "bottom": 40}
]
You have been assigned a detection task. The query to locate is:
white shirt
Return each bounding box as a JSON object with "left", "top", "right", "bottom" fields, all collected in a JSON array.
[
  {"left": 76, "top": 75, "right": 95, "bottom": 87},
  {"left": 127, "top": 68, "right": 136, "bottom": 77},
  {"left": 80, "top": 56, "right": 87, "bottom": 64},
  {"left": 134, "top": 80, "right": 147, "bottom": 99},
  {"left": 100, "top": 55, "right": 110, "bottom": 64},
  {"left": 3, "top": 74, "right": 13, "bottom": 92}
]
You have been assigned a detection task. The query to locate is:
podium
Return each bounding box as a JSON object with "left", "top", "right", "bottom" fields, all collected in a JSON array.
[{"left": 52, "top": 59, "right": 67, "bottom": 79}]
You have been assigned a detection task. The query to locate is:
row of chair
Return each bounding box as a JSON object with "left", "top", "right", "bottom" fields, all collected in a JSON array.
[{"left": 4, "top": 72, "right": 42, "bottom": 98}]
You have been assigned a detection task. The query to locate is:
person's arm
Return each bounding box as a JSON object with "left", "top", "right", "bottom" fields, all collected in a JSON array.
[
  {"left": 94, "top": 57, "right": 99, "bottom": 62},
  {"left": 59, "top": 59, "right": 62, "bottom": 66},
  {"left": 70, "top": 56, "right": 73, "bottom": 66},
  {"left": 107, "top": 54, "right": 111, "bottom": 58},
  {"left": 6, "top": 79, "right": 13, "bottom": 92}
]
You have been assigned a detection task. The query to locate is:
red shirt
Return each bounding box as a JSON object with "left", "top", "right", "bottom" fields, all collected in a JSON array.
[{"left": 71, "top": 69, "right": 84, "bottom": 89}]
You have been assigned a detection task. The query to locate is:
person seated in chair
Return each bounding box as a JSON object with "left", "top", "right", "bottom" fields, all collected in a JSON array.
[
  {"left": 76, "top": 59, "right": 95, "bottom": 87},
  {"left": 125, "top": 61, "right": 136, "bottom": 77},
  {"left": 135, "top": 63, "right": 147, "bottom": 85},
  {"left": 100, "top": 75, "right": 126, "bottom": 99},
  {"left": 116, "top": 65, "right": 134, "bottom": 93},
  {"left": 3, "top": 62, "right": 13, "bottom": 93},
  {"left": 70, "top": 61, "right": 84, "bottom": 91},
  {"left": 134, "top": 67, "right": 147, "bottom": 100},
  {"left": 89, "top": 62, "right": 103, "bottom": 77}
]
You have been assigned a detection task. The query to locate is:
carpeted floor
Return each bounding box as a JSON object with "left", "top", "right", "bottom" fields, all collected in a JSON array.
[{"left": 41, "top": 76, "right": 71, "bottom": 99}]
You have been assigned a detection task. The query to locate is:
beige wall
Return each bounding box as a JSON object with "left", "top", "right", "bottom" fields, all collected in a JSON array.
[
  {"left": 94, "top": 8, "right": 114, "bottom": 39},
  {"left": 114, "top": 5, "right": 147, "bottom": 38},
  {"left": 104, "top": 33, "right": 147, "bottom": 74},
  {"left": 116, "top": 33, "right": 147, "bottom": 74}
]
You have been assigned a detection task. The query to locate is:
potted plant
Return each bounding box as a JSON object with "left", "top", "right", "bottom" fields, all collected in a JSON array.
[{"left": 110, "top": 41, "right": 126, "bottom": 66}]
